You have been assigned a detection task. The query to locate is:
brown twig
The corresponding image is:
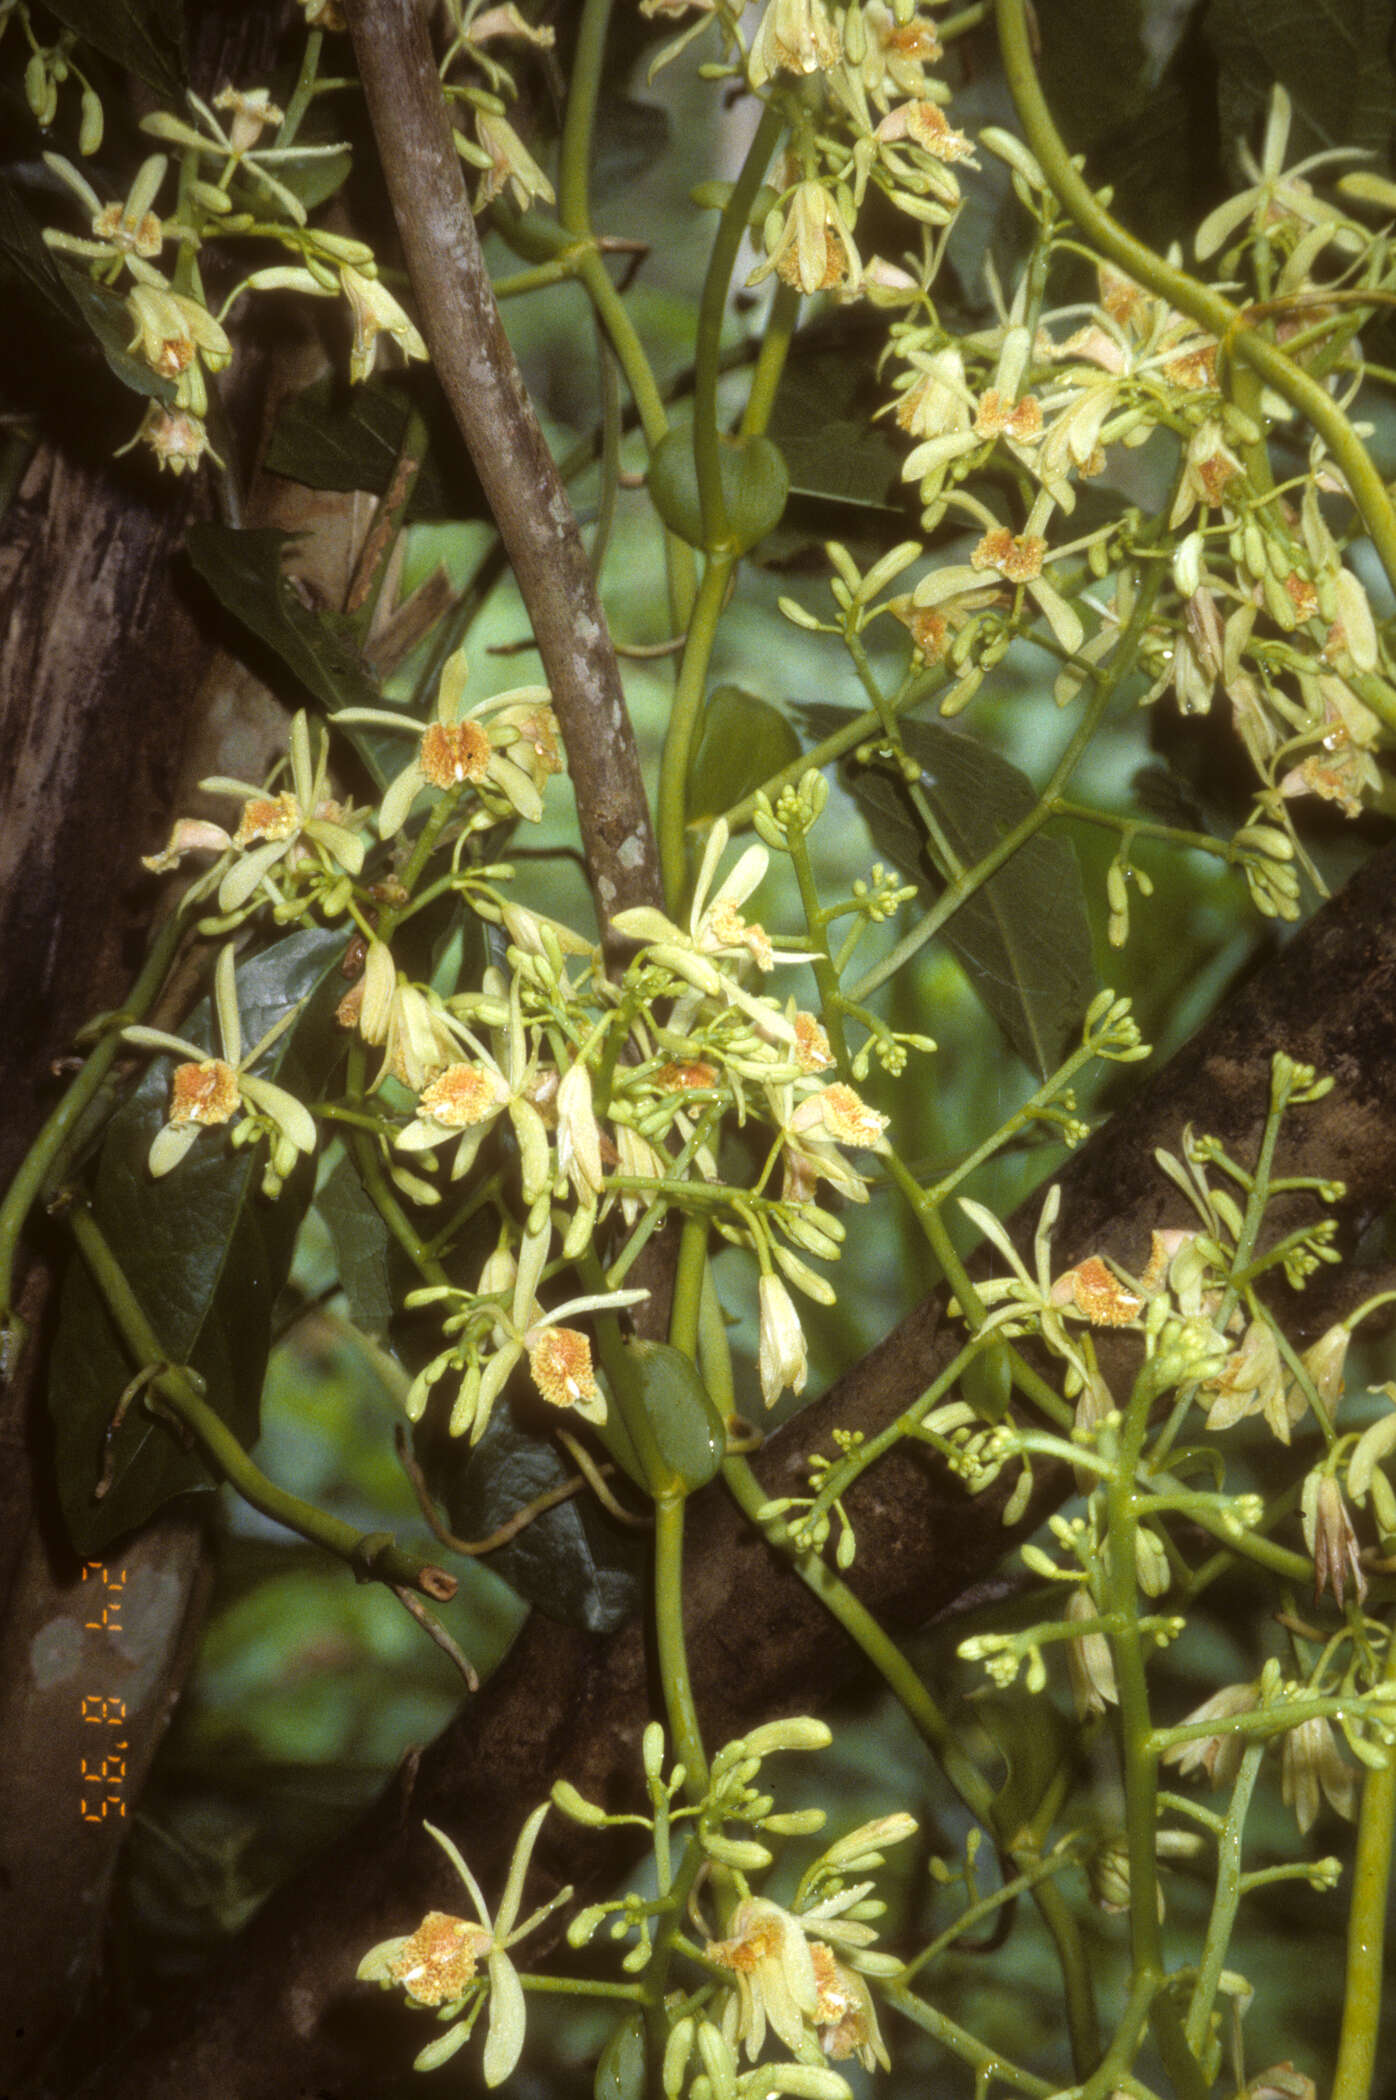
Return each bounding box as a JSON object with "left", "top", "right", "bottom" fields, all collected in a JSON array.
[
  {"left": 344, "top": 0, "right": 664, "bottom": 957},
  {"left": 389, "top": 1582, "right": 480, "bottom": 1692},
  {"left": 553, "top": 1425, "right": 651, "bottom": 1527},
  {"left": 394, "top": 1421, "right": 641, "bottom": 1553}
]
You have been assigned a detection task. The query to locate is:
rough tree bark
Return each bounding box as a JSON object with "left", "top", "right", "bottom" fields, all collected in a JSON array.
[
  {"left": 82, "top": 838, "right": 1396, "bottom": 2100},
  {"left": 0, "top": 10, "right": 365, "bottom": 2084},
  {"left": 0, "top": 432, "right": 220, "bottom": 2098}
]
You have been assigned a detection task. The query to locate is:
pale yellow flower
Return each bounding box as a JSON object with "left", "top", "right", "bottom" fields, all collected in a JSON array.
[
  {"left": 750, "top": 181, "right": 860, "bottom": 295},
  {"left": 707, "top": 1898, "right": 820, "bottom": 2060},
  {"left": 339, "top": 265, "right": 428, "bottom": 384},
  {"left": 1281, "top": 1714, "right": 1358, "bottom": 1834},
  {"left": 1161, "top": 1681, "right": 1260, "bottom": 1790},
  {"left": 748, "top": 0, "right": 842, "bottom": 86},
  {"left": 359, "top": 1810, "right": 567, "bottom": 2086},
  {"left": 1065, "top": 1588, "right": 1117, "bottom": 1717},
  {"left": 334, "top": 648, "right": 559, "bottom": 836},
  {"left": 759, "top": 1271, "right": 808, "bottom": 1406},
  {"left": 811, "top": 1942, "right": 889, "bottom": 2072},
  {"left": 122, "top": 945, "right": 316, "bottom": 1188},
  {"left": 473, "top": 110, "right": 555, "bottom": 213}
]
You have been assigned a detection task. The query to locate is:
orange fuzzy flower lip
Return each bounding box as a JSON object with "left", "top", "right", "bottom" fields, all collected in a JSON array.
[
  {"left": 234, "top": 791, "right": 301, "bottom": 846},
  {"left": 709, "top": 1912, "right": 786, "bottom": 1974},
  {"left": 886, "top": 19, "right": 940, "bottom": 58},
  {"left": 388, "top": 1911, "right": 489, "bottom": 2006},
  {"left": 419, "top": 719, "right": 491, "bottom": 788},
  {"left": 168, "top": 1058, "right": 240, "bottom": 1127},
  {"left": 527, "top": 1326, "right": 599, "bottom": 1409},
  {"left": 971, "top": 528, "right": 1046, "bottom": 582},
  {"left": 793, "top": 1012, "right": 833, "bottom": 1072},
  {"left": 419, "top": 1063, "right": 504, "bottom": 1127},
  {"left": 810, "top": 1083, "right": 885, "bottom": 1150},
  {"left": 1050, "top": 1255, "right": 1144, "bottom": 1327},
  {"left": 974, "top": 389, "right": 1043, "bottom": 443},
  {"left": 656, "top": 1059, "right": 718, "bottom": 1091}
]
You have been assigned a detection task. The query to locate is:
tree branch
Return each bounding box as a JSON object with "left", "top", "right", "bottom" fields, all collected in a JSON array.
[
  {"left": 344, "top": 0, "right": 663, "bottom": 951},
  {"left": 85, "top": 842, "right": 1396, "bottom": 2100}
]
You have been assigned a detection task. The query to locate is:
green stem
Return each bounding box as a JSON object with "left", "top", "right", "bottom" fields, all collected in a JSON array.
[
  {"left": 277, "top": 28, "right": 324, "bottom": 149},
  {"left": 556, "top": 0, "right": 611, "bottom": 236},
  {"left": 994, "top": 0, "right": 1396, "bottom": 655},
  {"left": 521, "top": 1975, "right": 646, "bottom": 2000},
  {"left": 925, "top": 1031, "right": 1101, "bottom": 1210},
  {"left": 739, "top": 278, "right": 800, "bottom": 438},
  {"left": 849, "top": 555, "right": 1163, "bottom": 1003},
  {"left": 1185, "top": 1739, "right": 1264, "bottom": 2056},
  {"left": 669, "top": 1212, "right": 708, "bottom": 1359},
  {"left": 845, "top": 629, "right": 965, "bottom": 880},
  {"left": 1331, "top": 1630, "right": 1396, "bottom": 2100},
  {"left": 1072, "top": 1970, "right": 1158, "bottom": 2100},
  {"left": 653, "top": 1494, "right": 708, "bottom": 1798},
  {"left": 658, "top": 553, "right": 734, "bottom": 908},
  {"left": 883, "top": 1983, "right": 1056, "bottom": 2097},
  {"left": 692, "top": 100, "right": 786, "bottom": 550},
  {"left": 785, "top": 818, "right": 850, "bottom": 1073},
  {"left": 1052, "top": 797, "right": 1249, "bottom": 870},
  {"left": 344, "top": 1042, "right": 450, "bottom": 1285},
  {"left": 722, "top": 1456, "right": 991, "bottom": 1815},
  {"left": 899, "top": 1843, "right": 1082, "bottom": 1983},
  {"left": 493, "top": 200, "right": 695, "bottom": 624},
  {"left": 798, "top": 1334, "right": 982, "bottom": 1535},
  {"left": 66, "top": 1203, "right": 452, "bottom": 1597},
  {"left": 883, "top": 1150, "right": 1075, "bottom": 1430},
  {"left": 723, "top": 1450, "right": 1101, "bottom": 2071},
  {"left": 1102, "top": 1379, "right": 1209, "bottom": 2100},
  {"left": 0, "top": 899, "right": 193, "bottom": 1354},
  {"left": 1104, "top": 1385, "right": 1165, "bottom": 1978}
]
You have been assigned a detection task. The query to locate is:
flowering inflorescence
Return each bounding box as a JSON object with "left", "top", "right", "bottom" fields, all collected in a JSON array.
[
  {"left": 137, "top": 651, "right": 924, "bottom": 1436},
  {"left": 829, "top": 83, "right": 1396, "bottom": 909},
  {"left": 121, "top": 945, "right": 318, "bottom": 1198},
  {"left": 550, "top": 1718, "right": 916, "bottom": 2091},
  {"left": 365, "top": 1722, "right": 917, "bottom": 2091},
  {"left": 33, "top": 23, "right": 439, "bottom": 469}
]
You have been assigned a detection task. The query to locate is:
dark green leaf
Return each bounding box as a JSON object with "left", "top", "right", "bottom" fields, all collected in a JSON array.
[
  {"left": 0, "top": 175, "right": 81, "bottom": 331},
  {"left": 44, "top": 0, "right": 185, "bottom": 101},
  {"left": 1036, "top": 0, "right": 1150, "bottom": 151},
  {"left": 444, "top": 1411, "right": 645, "bottom": 1633},
  {"left": 1131, "top": 760, "right": 1213, "bottom": 836},
  {"left": 599, "top": 1340, "right": 726, "bottom": 1497},
  {"left": 0, "top": 181, "right": 171, "bottom": 402},
  {"left": 801, "top": 706, "right": 1095, "bottom": 1077},
  {"left": 185, "top": 524, "right": 382, "bottom": 714},
  {"left": 264, "top": 374, "right": 464, "bottom": 520},
  {"left": 594, "top": 2013, "right": 647, "bottom": 2100},
  {"left": 48, "top": 928, "right": 351, "bottom": 1553},
  {"left": 688, "top": 685, "right": 802, "bottom": 820},
  {"left": 318, "top": 1151, "right": 394, "bottom": 1338},
  {"left": 266, "top": 146, "right": 353, "bottom": 219},
  {"left": 593, "top": 93, "right": 669, "bottom": 192},
  {"left": 973, "top": 1689, "right": 1077, "bottom": 1845},
  {"left": 765, "top": 347, "right": 905, "bottom": 510},
  {"left": 1207, "top": 0, "right": 1396, "bottom": 160},
  {"left": 61, "top": 266, "right": 176, "bottom": 401},
  {"left": 1034, "top": 0, "right": 1223, "bottom": 255}
]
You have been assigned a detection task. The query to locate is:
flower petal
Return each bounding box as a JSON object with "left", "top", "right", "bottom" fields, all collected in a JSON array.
[
  {"left": 148, "top": 1120, "right": 204, "bottom": 1176},
  {"left": 482, "top": 1950, "right": 525, "bottom": 2086},
  {"left": 378, "top": 760, "right": 425, "bottom": 840},
  {"left": 239, "top": 1074, "right": 318, "bottom": 1153}
]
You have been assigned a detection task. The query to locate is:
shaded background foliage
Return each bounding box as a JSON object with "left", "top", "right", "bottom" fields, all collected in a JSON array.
[{"left": 3, "top": 0, "right": 1396, "bottom": 2094}]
